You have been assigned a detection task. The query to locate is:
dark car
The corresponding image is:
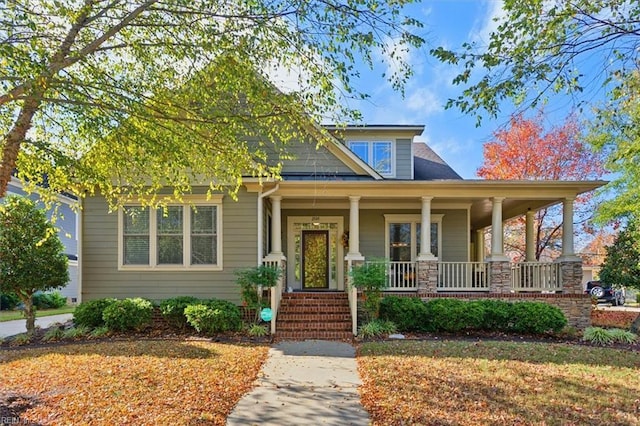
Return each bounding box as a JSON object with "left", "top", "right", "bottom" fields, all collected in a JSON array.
[{"left": 585, "top": 281, "right": 625, "bottom": 306}]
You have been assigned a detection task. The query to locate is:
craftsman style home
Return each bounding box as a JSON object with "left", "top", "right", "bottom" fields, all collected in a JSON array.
[{"left": 80, "top": 124, "right": 604, "bottom": 337}]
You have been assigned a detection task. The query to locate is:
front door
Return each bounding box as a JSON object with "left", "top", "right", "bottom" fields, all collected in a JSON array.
[{"left": 302, "top": 230, "right": 329, "bottom": 289}]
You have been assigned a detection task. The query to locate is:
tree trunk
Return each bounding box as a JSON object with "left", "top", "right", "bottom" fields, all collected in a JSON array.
[
  {"left": 0, "top": 95, "right": 43, "bottom": 197},
  {"left": 630, "top": 313, "right": 640, "bottom": 334},
  {"left": 22, "top": 295, "right": 36, "bottom": 336}
]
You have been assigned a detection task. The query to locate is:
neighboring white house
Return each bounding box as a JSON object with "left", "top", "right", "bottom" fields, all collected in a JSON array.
[{"left": 5, "top": 175, "right": 80, "bottom": 303}]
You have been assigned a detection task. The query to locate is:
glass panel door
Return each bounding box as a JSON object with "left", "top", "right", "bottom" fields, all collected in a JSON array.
[{"left": 302, "top": 230, "right": 329, "bottom": 289}]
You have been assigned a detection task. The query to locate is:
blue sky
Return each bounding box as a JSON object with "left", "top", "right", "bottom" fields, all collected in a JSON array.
[{"left": 350, "top": 0, "right": 512, "bottom": 179}]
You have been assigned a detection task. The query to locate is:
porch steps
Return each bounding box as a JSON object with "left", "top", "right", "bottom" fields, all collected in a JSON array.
[{"left": 276, "top": 292, "right": 353, "bottom": 341}]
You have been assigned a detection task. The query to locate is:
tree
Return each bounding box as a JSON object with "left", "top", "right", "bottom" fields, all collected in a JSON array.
[
  {"left": 0, "top": 195, "right": 69, "bottom": 335},
  {"left": 599, "top": 221, "right": 640, "bottom": 290},
  {"left": 431, "top": 0, "right": 640, "bottom": 125},
  {"left": 0, "top": 1, "right": 424, "bottom": 205},
  {"left": 477, "top": 111, "right": 605, "bottom": 260},
  {"left": 588, "top": 71, "right": 640, "bottom": 223}
]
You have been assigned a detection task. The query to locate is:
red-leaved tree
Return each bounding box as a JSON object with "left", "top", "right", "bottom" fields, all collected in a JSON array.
[{"left": 477, "top": 111, "right": 605, "bottom": 261}]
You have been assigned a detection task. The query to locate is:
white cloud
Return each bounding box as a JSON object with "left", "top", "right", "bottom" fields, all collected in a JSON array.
[
  {"left": 470, "top": 0, "right": 506, "bottom": 46},
  {"left": 406, "top": 87, "right": 443, "bottom": 115}
]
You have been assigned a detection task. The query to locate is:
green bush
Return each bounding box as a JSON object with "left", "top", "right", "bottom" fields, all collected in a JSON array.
[
  {"left": 379, "top": 296, "right": 429, "bottom": 331},
  {"left": 424, "top": 298, "right": 485, "bottom": 332},
  {"left": 102, "top": 298, "right": 153, "bottom": 331},
  {"left": 475, "top": 299, "right": 513, "bottom": 331},
  {"left": 0, "top": 292, "right": 20, "bottom": 310},
  {"left": 351, "top": 261, "right": 388, "bottom": 321},
  {"left": 33, "top": 291, "right": 67, "bottom": 309},
  {"left": 184, "top": 299, "right": 242, "bottom": 334},
  {"left": 159, "top": 296, "right": 200, "bottom": 329},
  {"left": 582, "top": 327, "right": 615, "bottom": 345},
  {"left": 508, "top": 301, "right": 567, "bottom": 334},
  {"left": 73, "top": 298, "right": 117, "bottom": 328}
]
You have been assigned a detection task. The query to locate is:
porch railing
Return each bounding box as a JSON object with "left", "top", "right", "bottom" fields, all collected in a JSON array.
[
  {"left": 511, "top": 262, "right": 562, "bottom": 292},
  {"left": 438, "top": 261, "right": 489, "bottom": 291},
  {"left": 387, "top": 261, "right": 417, "bottom": 291}
]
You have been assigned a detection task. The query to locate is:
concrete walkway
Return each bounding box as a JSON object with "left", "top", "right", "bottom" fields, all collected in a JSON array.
[
  {"left": 226, "top": 340, "right": 370, "bottom": 426},
  {"left": 0, "top": 313, "right": 73, "bottom": 338}
]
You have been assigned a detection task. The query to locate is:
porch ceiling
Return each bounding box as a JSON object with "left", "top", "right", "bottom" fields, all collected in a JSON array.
[{"left": 246, "top": 179, "right": 607, "bottom": 230}]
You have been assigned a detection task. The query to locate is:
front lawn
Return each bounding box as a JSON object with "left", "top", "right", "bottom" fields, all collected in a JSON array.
[
  {"left": 0, "top": 306, "right": 75, "bottom": 322},
  {"left": 358, "top": 340, "right": 640, "bottom": 425},
  {"left": 0, "top": 340, "right": 268, "bottom": 425}
]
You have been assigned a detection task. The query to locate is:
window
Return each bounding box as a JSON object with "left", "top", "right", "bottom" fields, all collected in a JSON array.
[
  {"left": 348, "top": 140, "right": 394, "bottom": 176},
  {"left": 119, "top": 198, "right": 222, "bottom": 270},
  {"left": 385, "top": 214, "right": 443, "bottom": 261}
]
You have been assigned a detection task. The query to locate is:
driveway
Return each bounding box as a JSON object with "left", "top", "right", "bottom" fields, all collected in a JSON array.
[{"left": 0, "top": 313, "right": 73, "bottom": 338}]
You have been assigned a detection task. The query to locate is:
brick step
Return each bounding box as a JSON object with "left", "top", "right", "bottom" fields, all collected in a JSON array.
[
  {"left": 277, "top": 330, "right": 353, "bottom": 340},
  {"left": 282, "top": 292, "right": 348, "bottom": 299},
  {"left": 279, "top": 305, "right": 351, "bottom": 314},
  {"left": 280, "top": 298, "right": 349, "bottom": 305},
  {"left": 277, "top": 321, "right": 352, "bottom": 331},
  {"left": 277, "top": 313, "right": 351, "bottom": 322}
]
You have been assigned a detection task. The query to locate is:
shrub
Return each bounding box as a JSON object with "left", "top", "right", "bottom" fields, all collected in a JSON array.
[
  {"left": 476, "top": 299, "right": 513, "bottom": 331},
  {"left": 509, "top": 302, "right": 567, "bottom": 334},
  {"left": 0, "top": 292, "right": 20, "bottom": 310},
  {"left": 33, "top": 291, "right": 67, "bottom": 309},
  {"left": 184, "top": 299, "right": 242, "bottom": 334},
  {"left": 423, "top": 298, "right": 485, "bottom": 332},
  {"left": 358, "top": 319, "right": 398, "bottom": 338},
  {"left": 159, "top": 296, "right": 200, "bottom": 330},
  {"left": 351, "top": 261, "right": 388, "bottom": 321},
  {"left": 102, "top": 298, "right": 153, "bottom": 331},
  {"left": 235, "top": 265, "right": 281, "bottom": 322},
  {"left": 379, "top": 296, "right": 429, "bottom": 331},
  {"left": 73, "top": 298, "right": 117, "bottom": 328}
]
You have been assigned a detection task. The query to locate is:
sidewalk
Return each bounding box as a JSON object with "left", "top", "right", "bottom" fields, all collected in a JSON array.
[
  {"left": 0, "top": 313, "right": 73, "bottom": 338},
  {"left": 226, "top": 340, "right": 370, "bottom": 426}
]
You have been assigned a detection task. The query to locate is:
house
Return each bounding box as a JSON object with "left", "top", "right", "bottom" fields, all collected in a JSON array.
[
  {"left": 80, "top": 124, "right": 605, "bottom": 334},
  {"left": 6, "top": 175, "right": 80, "bottom": 303}
]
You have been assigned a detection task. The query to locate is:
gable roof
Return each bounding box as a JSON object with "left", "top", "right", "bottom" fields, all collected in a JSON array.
[{"left": 413, "top": 142, "right": 462, "bottom": 180}]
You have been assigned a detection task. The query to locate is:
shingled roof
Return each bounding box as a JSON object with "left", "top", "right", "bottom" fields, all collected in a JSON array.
[{"left": 413, "top": 142, "right": 462, "bottom": 180}]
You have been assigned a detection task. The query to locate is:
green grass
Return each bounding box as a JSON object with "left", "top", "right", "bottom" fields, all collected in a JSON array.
[
  {"left": 0, "top": 306, "right": 75, "bottom": 322},
  {"left": 358, "top": 340, "right": 640, "bottom": 425}
]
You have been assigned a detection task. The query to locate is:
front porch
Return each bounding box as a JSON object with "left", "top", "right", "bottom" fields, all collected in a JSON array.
[{"left": 249, "top": 181, "right": 596, "bottom": 337}]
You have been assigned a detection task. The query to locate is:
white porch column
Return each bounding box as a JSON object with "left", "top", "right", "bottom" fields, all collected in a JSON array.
[
  {"left": 525, "top": 209, "right": 536, "bottom": 261},
  {"left": 345, "top": 195, "right": 364, "bottom": 260},
  {"left": 558, "top": 197, "right": 581, "bottom": 261},
  {"left": 476, "top": 229, "right": 485, "bottom": 261},
  {"left": 264, "top": 195, "right": 285, "bottom": 261},
  {"left": 487, "top": 197, "right": 509, "bottom": 261},
  {"left": 417, "top": 196, "right": 436, "bottom": 260}
]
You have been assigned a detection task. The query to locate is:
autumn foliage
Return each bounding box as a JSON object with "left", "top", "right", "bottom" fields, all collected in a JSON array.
[{"left": 477, "top": 111, "right": 605, "bottom": 260}]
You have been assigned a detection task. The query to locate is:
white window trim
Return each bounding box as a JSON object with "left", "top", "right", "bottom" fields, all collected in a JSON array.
[
  {"left": 347, "top": 139, "right": 396, "bottom": 178},
  {"left": 118, "top": 195, "right": 223, "bottom": 271},
  {"left": 384, "top": 214, "right": 444, "bottom": 261}
]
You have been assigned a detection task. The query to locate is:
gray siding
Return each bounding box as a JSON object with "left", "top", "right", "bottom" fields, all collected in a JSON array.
[
  {"left": 279, "top": 142, "right": 356, "bottom": 175},
  {"left": 280, "top": 208, "right": 468, "bottom": 262},
  {"left": 82, "top": 188, "right": 258, "bottom": 303},
  {"left": 439, "top": 209, "right": 469, "bottom": 261},
  {"left": 395, "top": 138, "right": 413, "bottom": 180}
]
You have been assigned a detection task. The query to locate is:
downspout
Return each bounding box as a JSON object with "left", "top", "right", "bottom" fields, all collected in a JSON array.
[
  {"left": 257, "top": 184, "right": 280, "bottom": 265},
  {"left": 77, "top": 197, "right": 83, "bottom": 303}
]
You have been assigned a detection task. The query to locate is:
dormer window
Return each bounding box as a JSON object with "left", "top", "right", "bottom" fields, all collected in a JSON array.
[{"left": 348, "top": 140, "right": 394, "bottom": 177}]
